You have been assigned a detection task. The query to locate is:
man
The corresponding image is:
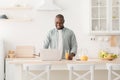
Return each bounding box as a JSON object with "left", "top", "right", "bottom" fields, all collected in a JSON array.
[{"left": 43, "top": 14, "right": 77, "bottom": 59}]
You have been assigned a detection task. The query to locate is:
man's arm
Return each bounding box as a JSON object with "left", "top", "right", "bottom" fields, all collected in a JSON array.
[
  {"left": 67, "top": 32, "right": 77, "bottom": 60},
  {"left": 70, "top": 31, "right": 77, "bottom": 55},
  {"left": 43, "top": 32, "right": 50, "bottom": 49}
]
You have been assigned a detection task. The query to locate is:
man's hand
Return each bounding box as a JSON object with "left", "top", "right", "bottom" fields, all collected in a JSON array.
[{"left": 68, "top": 53, "right": 75, "bottom": 60}]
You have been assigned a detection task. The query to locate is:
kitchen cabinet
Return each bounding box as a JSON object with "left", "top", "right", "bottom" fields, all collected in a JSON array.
[{"left": 91, "top": 0, "right": 120, "bottom": 35}]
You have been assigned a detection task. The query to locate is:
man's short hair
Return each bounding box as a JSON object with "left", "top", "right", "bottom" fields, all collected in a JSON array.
[{"left": 56, "top": 14, "right": 65, "bottom": 22}]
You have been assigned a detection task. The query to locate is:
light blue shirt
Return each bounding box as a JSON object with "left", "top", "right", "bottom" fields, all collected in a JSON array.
[{"left": 43, "top": 27, "right": 77, "bottom": 58}]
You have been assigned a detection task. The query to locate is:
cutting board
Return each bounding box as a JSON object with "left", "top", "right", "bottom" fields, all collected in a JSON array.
[
  {"left": 15, "top": 46, "right": 35, "bottom": 58},
  {"left": 110, "top": 36, "right": 117, "bottom": 47}
]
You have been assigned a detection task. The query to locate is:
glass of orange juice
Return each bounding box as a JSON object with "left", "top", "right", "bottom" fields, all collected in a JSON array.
[{"left": 65, "top": 50, "right": 69, "bottom": 60}]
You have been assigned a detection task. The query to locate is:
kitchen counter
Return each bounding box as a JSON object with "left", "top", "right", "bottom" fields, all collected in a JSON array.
[
  {"left": 6, "top": 58, "right": 120, "bottom": 65},
  {"left": 6, "top": 58, "right": 120, "bottom": 80},
  {"left": 6, "top": 58, "right": 120, "bottom": 70}
]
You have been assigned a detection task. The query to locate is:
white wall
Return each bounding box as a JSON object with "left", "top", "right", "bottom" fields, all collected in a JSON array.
[{"left": 0, "top": 0, "right": 119, "bottom": 58}]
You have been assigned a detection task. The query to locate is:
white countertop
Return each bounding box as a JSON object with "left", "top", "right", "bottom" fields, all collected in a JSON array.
[{"left": 6, "top": 58, "right": 120, "bottom": 65}]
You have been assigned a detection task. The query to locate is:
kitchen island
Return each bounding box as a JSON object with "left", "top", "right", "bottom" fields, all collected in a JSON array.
[{"left": 6, "top": 58, "right": 120, "bottom": 80}]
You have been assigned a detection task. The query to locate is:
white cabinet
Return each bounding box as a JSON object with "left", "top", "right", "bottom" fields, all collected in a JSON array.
[
  {"left": 6, "top": 61, "right": 18, "bottom": 80},
  {"left": 91, "top": 0, "right": 120, "bottom": 35}
]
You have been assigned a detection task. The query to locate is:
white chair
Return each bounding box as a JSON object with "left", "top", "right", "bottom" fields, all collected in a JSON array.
[
  {"left": 67, "top": 64, "right": 95, "bottom": 80},
  {"left": 23, "top": 64, "right": 51, "bottom": 80},
  {"left": 106, "top": 63, "right": 120, "bottom": 80}
]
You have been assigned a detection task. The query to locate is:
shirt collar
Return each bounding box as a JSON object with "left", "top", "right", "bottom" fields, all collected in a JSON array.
[{"left": 55, "top": 27, "right": 66, "bottom": 32}]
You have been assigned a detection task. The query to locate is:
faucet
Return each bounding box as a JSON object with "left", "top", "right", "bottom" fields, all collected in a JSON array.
[{"left": 33, "top": 53, "right": 40, "bottom": 57}]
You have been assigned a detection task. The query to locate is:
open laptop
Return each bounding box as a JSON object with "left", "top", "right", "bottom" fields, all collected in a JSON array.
[{"left": 40, "top": 49, "right": 62, "bottom": 61}]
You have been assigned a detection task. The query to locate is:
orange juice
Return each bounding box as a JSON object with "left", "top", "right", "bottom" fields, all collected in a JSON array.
[
  {"left": 65, "top": 52, "right": 69, "bottom": 60},
  {"left": 80, "top": 55, "right": 88, "bottom": 61}
]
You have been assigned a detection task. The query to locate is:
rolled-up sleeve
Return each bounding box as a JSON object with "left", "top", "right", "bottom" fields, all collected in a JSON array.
[
  {"left": 43, "top": 32, "right": 50, "bottom": 49},
  {"left": 70, "top": 32, "right": 77, "bottom": 54}
]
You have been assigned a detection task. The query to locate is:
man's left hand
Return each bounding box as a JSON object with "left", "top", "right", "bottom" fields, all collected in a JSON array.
[{"left": 68, "top": 53, "right": 75, "bottom": 60}]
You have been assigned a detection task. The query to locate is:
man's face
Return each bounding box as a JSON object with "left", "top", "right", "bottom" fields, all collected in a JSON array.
[{"left": 55, "top": 18, "right": 64, "bottom": 30}]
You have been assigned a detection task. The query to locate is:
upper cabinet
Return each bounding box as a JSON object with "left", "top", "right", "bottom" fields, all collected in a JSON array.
[
  {"left": 91, "top": 0, "right": 120, "bottom": 35},
  {"left": 112, "top": 0, "right": 120, "bottom": 32}
]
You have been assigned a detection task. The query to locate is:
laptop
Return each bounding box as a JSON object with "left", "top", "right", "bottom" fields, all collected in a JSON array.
[{"left": 40, "top": 49, "right": 62, "bottom": 61}]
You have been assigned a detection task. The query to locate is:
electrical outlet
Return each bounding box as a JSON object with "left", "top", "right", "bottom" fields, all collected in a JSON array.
[{"left": 90, "top": 36, "right": 96, "bottom": 41}]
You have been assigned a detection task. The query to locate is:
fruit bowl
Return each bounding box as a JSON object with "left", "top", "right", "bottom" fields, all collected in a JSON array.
[
  {"left": 99, "top": 50, "right": 118, "bottom": 61},
  {"left": 101, "top": 57, "right": 115, "bottom": 61}
]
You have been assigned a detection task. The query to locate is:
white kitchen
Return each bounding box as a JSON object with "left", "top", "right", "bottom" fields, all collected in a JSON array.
[{"left": 0, "top": 0, "right": 120, "bottom": 80}]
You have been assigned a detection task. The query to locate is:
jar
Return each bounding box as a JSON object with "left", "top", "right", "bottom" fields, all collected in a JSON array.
[{"left": 8, "top": 50, "right": 15, "bottom": 58}]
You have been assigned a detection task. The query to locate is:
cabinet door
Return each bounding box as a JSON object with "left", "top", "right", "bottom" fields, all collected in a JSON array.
[
  {"left": 111, "top": 0, "right": 120, "bottom": 31},
  {"left": 91, "top": 0, "right": 107, "bottom": 32}
]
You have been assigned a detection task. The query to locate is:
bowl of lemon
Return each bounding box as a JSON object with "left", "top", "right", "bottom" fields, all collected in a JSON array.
[{"left": 99, "top": 50, "right": 118, "bottom": 61}]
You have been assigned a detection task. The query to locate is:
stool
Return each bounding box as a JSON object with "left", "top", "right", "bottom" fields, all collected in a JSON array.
[
  {"left": 107, "top": 63, "right": 120, "bottom": 80},
  {"left": 23, "top": 64, "right": 51, "bottom": 80},
  {"left": 67, "top": 64, "right": 95, "bottom": 80}
]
